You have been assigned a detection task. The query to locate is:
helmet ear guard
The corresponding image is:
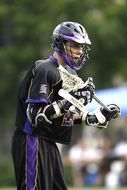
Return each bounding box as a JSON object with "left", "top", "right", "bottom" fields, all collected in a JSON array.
[
  {"left": 52, "top": 35, "right": 65, "bottom": 51},
  {"left": 52, "top": 21, "right": 91, "bottom": 70}
]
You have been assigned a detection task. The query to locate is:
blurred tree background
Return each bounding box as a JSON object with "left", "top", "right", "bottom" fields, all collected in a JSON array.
[{"left": 0, "top": 0, "right": 127, "bottom": 187}]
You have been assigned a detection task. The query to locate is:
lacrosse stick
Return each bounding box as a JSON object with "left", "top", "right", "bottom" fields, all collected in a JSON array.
[
  {"left": 58, "top": 65, "right": 111, "bottom": 112},
  {"left": 58, "top": 88, "right": 88, "bottom": 117}
]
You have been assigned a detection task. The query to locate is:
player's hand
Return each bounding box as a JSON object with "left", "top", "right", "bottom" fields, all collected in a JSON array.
[
  {"left": 100, "top": 104, "right": 120, "bottom": 121},
  {"left": 71, "top": 77, "right": 95, "bottom": 105},
  {"left": 57, "top": 77, "right": 95, "bottom": 112},
  {"left": 84, "top": 77, "right": 95, "bottom": 95}
]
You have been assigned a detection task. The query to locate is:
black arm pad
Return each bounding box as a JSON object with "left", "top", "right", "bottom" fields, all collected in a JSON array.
[
  {"left": 28, "top": 99, "right": 72, "bottom": 127},
  {"left": 35, "top": 100, "right": 67, "bottom": 127},
  {"left": 26, "top": 103, "right": 44, "bottom": 126}
]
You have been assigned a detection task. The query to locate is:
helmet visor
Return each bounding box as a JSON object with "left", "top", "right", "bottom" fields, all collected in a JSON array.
[{"left": 63, "top": 34, "right": 91, "bottom": 45}]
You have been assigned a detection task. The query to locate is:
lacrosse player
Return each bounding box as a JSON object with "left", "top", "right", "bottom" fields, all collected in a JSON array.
[{"left": 11, "top": 21, "right": 120, "bottom": 190}]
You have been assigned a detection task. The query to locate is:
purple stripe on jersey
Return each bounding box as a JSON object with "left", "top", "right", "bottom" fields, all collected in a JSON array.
[
  {"left": 25, "top": 98, "right": 48, "bottom": 104},
  {"left": 23, "top": 120, "right": 33, "bottom": 135},
  {"left": 26, "top": 136, "right": 38, "bottom": 190}
]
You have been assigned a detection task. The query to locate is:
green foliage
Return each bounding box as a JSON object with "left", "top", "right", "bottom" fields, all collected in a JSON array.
[
  {"left": 64, "top": 165, "right": 73, "bottom": 186},
  {"left": 0, "top": 0, "right": 127, "bottom": 123},
  {"left": 0, "top": 156, "right": 15, "bottom": 186},
  {"left": 0, "top": 0, "right": 127, "bottom": 185}
]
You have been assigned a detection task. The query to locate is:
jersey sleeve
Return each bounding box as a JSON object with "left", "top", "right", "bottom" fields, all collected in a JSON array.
[{"left": 26, "top": 65, "right": 50, "bottom": 104}]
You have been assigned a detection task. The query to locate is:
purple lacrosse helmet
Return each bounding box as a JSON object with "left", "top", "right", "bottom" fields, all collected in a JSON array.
[{"left": 52, "top": 21, "right": 91, "bottom": 70}]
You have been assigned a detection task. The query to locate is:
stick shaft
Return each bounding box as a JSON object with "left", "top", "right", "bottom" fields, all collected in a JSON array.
[
  {"left": 93, "top": 94, "right": 110, "bottom": 111},
  {"left": 58, "top": 89, "right": 88, "bottom": 116},
  {"left": 59, "top": 89, "right": 110, "bottom": 113}
]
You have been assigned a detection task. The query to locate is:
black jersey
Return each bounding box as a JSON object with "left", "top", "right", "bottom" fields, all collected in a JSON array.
[{"left": 15, "top": 56, "right": 73, "bottom": 144}]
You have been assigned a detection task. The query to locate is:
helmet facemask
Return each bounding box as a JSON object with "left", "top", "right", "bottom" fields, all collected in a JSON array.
[{"left": 62, "top": 41, "right": 90, "bottom": 70}]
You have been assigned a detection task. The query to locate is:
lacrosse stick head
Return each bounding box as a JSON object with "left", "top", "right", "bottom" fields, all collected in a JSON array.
[
  {"left": 58, "top": 65, "right": 85, "bottom": 92},
  {"left": 52, "top": 21, "right": 91, "bottom": 70}
]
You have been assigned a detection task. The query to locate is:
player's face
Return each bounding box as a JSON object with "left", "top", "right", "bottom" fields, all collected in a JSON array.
[{"left": 65, "top": 41, "right": 84, "bottom": 63}]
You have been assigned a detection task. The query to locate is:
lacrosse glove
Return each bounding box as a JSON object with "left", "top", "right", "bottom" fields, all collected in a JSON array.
[
  {"left": 100, "top": 104, "right": 120, "bottom": 121},
  {"left": 61, "top": 86, "right": 95, "bottom": 112},
  {"left": 72, "top": 77, "right": 95, "bottom": 105},
  {"left": 86, "top": 104, "right": 120, "bottom": 128},
  {"left": 58, "top": 78, "right": 95, "bottom": 113}
]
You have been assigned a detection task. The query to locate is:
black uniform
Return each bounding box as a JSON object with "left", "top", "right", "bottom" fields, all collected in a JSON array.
[{"left": 12, "top": 55, "right": 74, "bottom": 190}]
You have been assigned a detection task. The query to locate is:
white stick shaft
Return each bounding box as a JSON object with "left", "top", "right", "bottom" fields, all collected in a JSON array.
[
  {"left": 93, "top": 94, "right": 111, "bottom": 111},
  {"left": 58, "top": 89, "right": 88, "bottom": 117}
]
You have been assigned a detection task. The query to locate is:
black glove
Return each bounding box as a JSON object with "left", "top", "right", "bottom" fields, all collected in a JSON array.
[
  {"left": 72, "top": 77, "right": 95, "bottom": 105},
  {"left": 84, "top": 77, "right": 95, "bottom": 95},
  {"left": 57, "top": 77, "right": 95, "bottom": 113},
  {"left": 100, "top": 104, "right": 120, "bottom": 121},
  {"left": 56, "top": 89, "right": 88, "bottom": 113}
]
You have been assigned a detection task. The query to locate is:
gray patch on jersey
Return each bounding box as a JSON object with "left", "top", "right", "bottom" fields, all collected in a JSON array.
[{"left": 39, "top": 84, "right": 47, "bottom": 94}]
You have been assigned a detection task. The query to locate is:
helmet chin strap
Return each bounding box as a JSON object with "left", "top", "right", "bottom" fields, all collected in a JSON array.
[{"left": 54, "top": 47, "right": 76, "bottom": 70}]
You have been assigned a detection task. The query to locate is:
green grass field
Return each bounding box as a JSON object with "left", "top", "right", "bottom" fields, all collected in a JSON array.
[{"left": 0, "top": 188, "right": 127, "bottom": 190}]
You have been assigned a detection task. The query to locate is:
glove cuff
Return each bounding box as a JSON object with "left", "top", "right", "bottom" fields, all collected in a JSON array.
[{"left": 94, "top": 108, "right": 106, "bottom": 124}]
